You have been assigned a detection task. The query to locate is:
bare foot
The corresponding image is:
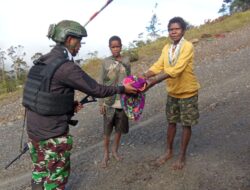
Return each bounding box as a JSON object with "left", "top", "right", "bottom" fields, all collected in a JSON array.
[
  {"left": 155, "top": 150, "right": 173, "bottom": 166},
  {"left": 172, "top": 156, "right": 185, "bottom": 170},
  {"left": 112, "top": 151, "right": 123, "bottom": 161},
  {"left": 100, "top": 155, "right": 109, "bottom": 168}
]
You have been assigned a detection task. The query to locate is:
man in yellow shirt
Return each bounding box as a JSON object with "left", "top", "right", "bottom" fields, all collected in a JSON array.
[{"left": 142, "top": 17, "right": 200, "bottom": 170}]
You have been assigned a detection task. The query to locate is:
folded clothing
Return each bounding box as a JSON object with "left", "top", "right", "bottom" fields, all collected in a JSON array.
[{"left": 121, "top": 75, "right": 146, "bottom": 121}]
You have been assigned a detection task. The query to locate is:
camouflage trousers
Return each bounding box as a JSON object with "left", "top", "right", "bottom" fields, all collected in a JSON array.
[
  {"left": 28, "top": 135, "right": 73, "bottom": 190},
  {"left": 166, "top": 95, "right": 199, "bottom": 126}
]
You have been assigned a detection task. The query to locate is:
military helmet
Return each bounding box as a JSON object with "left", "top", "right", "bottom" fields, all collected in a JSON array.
[{"left": 47, "top": 20, "right": 87, "bottom": 43}]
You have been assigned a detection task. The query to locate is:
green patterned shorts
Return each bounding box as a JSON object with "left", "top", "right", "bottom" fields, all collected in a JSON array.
[
  {"left": 28, "top": 135, "right": 73, "bottom": 190},
  {"left": 166, "top": 95, "right": 199, "bottom": 126}
]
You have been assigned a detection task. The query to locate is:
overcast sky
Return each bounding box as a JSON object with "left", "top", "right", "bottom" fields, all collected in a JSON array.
[{"left": 0, "top": 0, "right": 222, "bottom": 65}]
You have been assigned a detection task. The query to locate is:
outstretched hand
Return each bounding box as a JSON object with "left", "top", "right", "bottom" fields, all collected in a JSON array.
[
  {"left": 137, "top": 79, "right": 154, "bottom": 93},
  {"left": 123, "top": 83, "right": 137, "bottom": 94},
  {"left": 135, "top": 73, "right": 152, "bottom": 93}
]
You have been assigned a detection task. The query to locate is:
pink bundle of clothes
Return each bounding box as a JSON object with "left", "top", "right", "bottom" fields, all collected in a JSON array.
[{"left": 121, "top": 75, "right": 146, "bottom": 121}]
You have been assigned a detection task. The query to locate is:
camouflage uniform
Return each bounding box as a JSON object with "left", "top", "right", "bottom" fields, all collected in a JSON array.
[
  {"left": 24, "top": 20, "right": 126, "bottom": 190},
  {"left": 166, "top": 95, "right": 199, "bottom": 126},
  {"left": 28, "top": 135, "right": 73, "bottom": 190}
]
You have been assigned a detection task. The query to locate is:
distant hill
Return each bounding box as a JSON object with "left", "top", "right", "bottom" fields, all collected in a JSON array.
[{"left": 82, "top": 10, "right": 250, "bottom": 79}]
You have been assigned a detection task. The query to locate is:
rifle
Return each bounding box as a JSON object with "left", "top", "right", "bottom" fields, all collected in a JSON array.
[
  {"left": 68, "top": 95, "right": 97, "bottom": 126},
  {"left": 5, "top": 95, "right": 97, "bottom": 169},
  {"left": 5, "top": 143, "right": 29, "bottom": 169}
]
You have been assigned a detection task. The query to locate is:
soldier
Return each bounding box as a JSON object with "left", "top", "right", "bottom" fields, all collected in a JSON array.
[{"left": 22, "top": 20, "right": 137, "bottom": 190}]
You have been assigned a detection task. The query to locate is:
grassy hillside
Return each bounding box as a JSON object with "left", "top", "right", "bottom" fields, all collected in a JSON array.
[
  {"left": 83, "top": 10, "right": 250, "bottom": 78},
  {"left": 1, "top": 10, "right": 250, "bottom": 101}
]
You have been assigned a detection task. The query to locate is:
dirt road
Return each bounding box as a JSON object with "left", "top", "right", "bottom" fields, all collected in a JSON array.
[{"left": 0, "top": 25, "right": 249, "bottom": 190}]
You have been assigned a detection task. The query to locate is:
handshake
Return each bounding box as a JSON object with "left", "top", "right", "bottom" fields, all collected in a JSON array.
[{"left": 123, "top": 72, "right": 169, "bottom": 94}]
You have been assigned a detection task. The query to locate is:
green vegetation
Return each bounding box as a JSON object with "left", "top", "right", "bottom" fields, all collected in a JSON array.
[
  {"left": 0, "top": 45, "right": 28, "bottom": 96},
  {"left": 185, "top": 11, "right": 250, "bottom": 40},
  {"left": 84, "top": 10, "right": 250, "bottom": 78},
  {"left": 0, "top": 10, "right": 250, "bottom": 100},
  {"left": 219, "top": 0, "right": 250, "bottom": 14},
  {"left": 0, "top": 88, "right": 22, "bottom": 102},
  {"left": 81, "top": 58, "right": 102, "bottom": 79}
]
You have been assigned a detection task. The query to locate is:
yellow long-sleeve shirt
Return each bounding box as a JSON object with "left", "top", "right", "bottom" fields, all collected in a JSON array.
[{"left": 149, "top": 39, "right": 200, "bottom": 98}]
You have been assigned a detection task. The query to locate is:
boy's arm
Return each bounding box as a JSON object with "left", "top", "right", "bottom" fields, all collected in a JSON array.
[
  {"left": 98, "top": 62, "right": 106, "bottom": 115},
  {"left": 121, "top": 56, "right": 131, "bottom": 76},
  {"left": 98, "top": 62, "right": 105, "bottom": 106},
  {"left": 127, "top": 63, "right": 131, "bottom": 76}
]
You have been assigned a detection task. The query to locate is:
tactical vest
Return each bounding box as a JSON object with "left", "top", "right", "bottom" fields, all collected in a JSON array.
[{"left": 22, "top": 58, "right": 74, "bottom": 115}]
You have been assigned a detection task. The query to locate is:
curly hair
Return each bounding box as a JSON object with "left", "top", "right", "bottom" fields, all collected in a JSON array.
[
  {"left": 168, "top": 17, "right": 187, "bottom": 31},
  {"left": 109, "top": 35, "right": 122, "bottom": 46}
]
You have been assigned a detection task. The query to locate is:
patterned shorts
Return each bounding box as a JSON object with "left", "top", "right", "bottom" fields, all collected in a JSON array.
[
  {"left": 103, "top": 106, "right": 129, "bottom": 136},
  {"left": 166, "top": 95, "right": 199, "bottom": 126},
  {"left": 28, "top": 135, "right": 73, "bottom": 190}
]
